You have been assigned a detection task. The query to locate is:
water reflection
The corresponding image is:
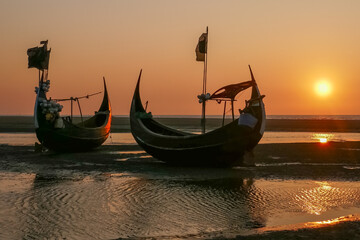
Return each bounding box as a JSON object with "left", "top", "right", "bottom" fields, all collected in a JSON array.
[
  {"left": 294, "top": 181, "right": 357, "bottom": 216},
  {"left": 312, "top": 133, "right": 334, "bottom": 143},
  {"left": 302, "top": 215, "right": 358, "bottom": 229},
  {"left": 295, "top": 182, "right": 333, "bottom": 215},
  {"left": 314, "top": 217, "right": 342, "bottom": 225},
  {"left": 2, "top": 172, "right": 360, "bottom": 239},
  {"left": 103, "top": 175, "right": 265, "bottom": 237}
]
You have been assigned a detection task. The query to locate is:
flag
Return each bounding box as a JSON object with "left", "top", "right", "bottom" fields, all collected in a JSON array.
[
  {"left": 27, "top": 41, "right": 50, "bottom": 70},
  {"left": 195, "top": 32, "right": 207, "bottom": 61}
]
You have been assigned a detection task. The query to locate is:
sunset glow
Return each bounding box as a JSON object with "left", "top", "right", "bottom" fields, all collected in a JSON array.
[
  {"left": 1, "top": 1, "right": 360, "bottom": 115},
  {"left": 315, "top": 81, "right": 332, "bottom": 97}
]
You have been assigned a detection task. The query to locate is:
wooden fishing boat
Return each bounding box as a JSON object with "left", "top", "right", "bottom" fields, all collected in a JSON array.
[
  {"left": 130, "top": 29, "right": 265, "bottom": 167},
  {"left": 28, "top": 41, "right": 112, "bottom": 152},
  {"left": 130, "top": 67, "right": 265, "bottom": 166}
]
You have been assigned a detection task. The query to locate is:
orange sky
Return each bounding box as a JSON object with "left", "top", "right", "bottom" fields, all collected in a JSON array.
[{"left": 1, "top": 0, "right": 360, "bottom": 116}]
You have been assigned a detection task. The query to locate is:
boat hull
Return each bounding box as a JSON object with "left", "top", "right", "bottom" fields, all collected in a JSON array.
[
  {"left": 133, "top": 125, "right": 262, "bottom": 167},
  {"left": 34, "top": 77, "right": 111, "bottom": 152},
  {"left": 36, "top": 122, "right": 110, "bottom": 152}
]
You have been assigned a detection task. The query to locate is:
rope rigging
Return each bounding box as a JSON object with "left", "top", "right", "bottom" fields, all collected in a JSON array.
[
  {"left": 52, "top": 91, "right": 102, "bottom": 102},
  {"left": 51, "top": 91, "right": 103, "bottom": 123}
]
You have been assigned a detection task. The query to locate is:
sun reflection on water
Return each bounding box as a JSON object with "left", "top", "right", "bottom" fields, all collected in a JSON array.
[
  {"left": 312, "top": 133, "right": 334, "bottom": 143},
  {"left": 319, "top": 138, "right": 327, "bottom": 143},
  {"left": 294, "top": 181, "right": 343, "bottom": 215},
  {"left": 314, "top": 218, "right": 341, "bottom": 225},
  {"left": 306, "top": 215, "right": 359, "bottom": 228}
]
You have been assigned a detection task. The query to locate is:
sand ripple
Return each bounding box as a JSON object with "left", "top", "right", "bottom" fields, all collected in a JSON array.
[{"left": 1, "top": 172, "right": 360, "bottom": 239}]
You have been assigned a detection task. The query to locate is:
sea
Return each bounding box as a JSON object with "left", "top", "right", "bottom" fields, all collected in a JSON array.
[
  {"left": 1, "top": 115, "right": 360, "bottom": 239},
  {"left": 153, "top": 115, "right": 360, "bottom": 120}
]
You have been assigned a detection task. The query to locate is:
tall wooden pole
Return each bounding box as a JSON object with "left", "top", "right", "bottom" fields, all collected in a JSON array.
[
  {"left": 222, "top": 101, "right": 226, "bottom": 126},
  {"left": 70, "top": 97, "right": 73, "bottom": 123},
  {"left": 201, "top": 27, "right": 208, "bottom": 134},
  {"left": 231, "top": 99, "right": 235, "bottom": 121}
]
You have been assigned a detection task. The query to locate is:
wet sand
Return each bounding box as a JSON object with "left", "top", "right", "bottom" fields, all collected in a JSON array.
[
  {"left": 233, "top": 215, "right": 360, "bottom": 240},
  {"left": 2, "top": 141, "right": 360, "bottom": 180},
  {"left": 2, "top": 141, "right": 360, "bottom": 239},
  {"left": 1, "top": 116, "right": 360, "bottom": 133},
  {"left": 1, "top": 116, "right": 360, "bottom": 239}
]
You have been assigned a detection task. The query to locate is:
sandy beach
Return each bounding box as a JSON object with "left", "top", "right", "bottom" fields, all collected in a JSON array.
[
  {"left": 1, "top": 140, "right": 360, "bottom": 239},
  {"left": 1, "top": 116, "right": 360, "bottom": 239},
  {"left": 2, "top": 141, "right": 360, "bottom": 180}
]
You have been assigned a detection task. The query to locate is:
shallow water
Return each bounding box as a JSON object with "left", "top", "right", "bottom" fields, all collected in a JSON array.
[
  {"left": 1, "top": 170, "right": 360, "bottom": 239},
  {"left": 1, "top": 131, "right": 360, "bottom": 146},
  {"left": 1, "top": 133, "right": 360, "bottom": 239}
]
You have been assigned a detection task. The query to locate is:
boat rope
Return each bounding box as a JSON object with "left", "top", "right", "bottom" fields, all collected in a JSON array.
[
  {"left": 52, "top": 91, "right": 102, "bottom": 102},
  {"left": 52, "top": 91, "right": 102, "bottom": 123}
]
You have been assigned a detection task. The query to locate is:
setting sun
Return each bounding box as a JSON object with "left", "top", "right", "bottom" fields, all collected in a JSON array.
[{"left": 315, "top": 81, "right": 332, "bottom": 97}]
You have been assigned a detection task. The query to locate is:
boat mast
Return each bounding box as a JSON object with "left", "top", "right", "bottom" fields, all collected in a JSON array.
[
  {"left": 201, "top": 26, "right": 208, "bottom": 134},
  {"left": 70, "top": 97, "right": 73, "bottom": 122}
]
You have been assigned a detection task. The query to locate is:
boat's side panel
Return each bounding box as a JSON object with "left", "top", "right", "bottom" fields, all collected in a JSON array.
[
  {"left": 135, "top": 135, "right": 245, "bottom": 167},
  {"left": 36, "top": 126, "right": 110, "bottom": 151}
]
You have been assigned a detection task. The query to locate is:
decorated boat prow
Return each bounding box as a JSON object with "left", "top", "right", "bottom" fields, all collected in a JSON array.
[{"left": 28, "top": 41, "right": 112, "bottom": 152}]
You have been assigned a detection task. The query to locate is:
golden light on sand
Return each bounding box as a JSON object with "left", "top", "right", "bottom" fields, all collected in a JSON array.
[
  {"left": 259, "top": 215, "right": 359, "bottom": 233},
  {"left": 304, "top": 215, "right": 357, "bottom": 228},
  {"left": 314, "top": 218, "right": 341, "bottom": 225},
  {"left": 315, "top": 80, "right": 332, "bottom": 97}
]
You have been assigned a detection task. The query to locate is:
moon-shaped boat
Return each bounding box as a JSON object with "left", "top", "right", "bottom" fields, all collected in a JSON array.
[
  {"left": 130, "top": 67, "right": 265, "bottom": 167},
  {"left": 28, "top": 41, "right": 112, "bottom": 152}
]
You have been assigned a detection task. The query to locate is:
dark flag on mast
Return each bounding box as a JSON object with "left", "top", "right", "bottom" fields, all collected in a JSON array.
[
  {"left": 195, "top": 32, "right": 208, "bottom": 61},
  {"left": 27, "top": 40, "right": 51, "bottom": 70}
]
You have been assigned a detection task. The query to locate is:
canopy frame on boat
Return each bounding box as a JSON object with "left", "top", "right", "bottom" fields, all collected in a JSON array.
[{"left": 208, "top": 80, "right": 255, "bottom": 125}]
